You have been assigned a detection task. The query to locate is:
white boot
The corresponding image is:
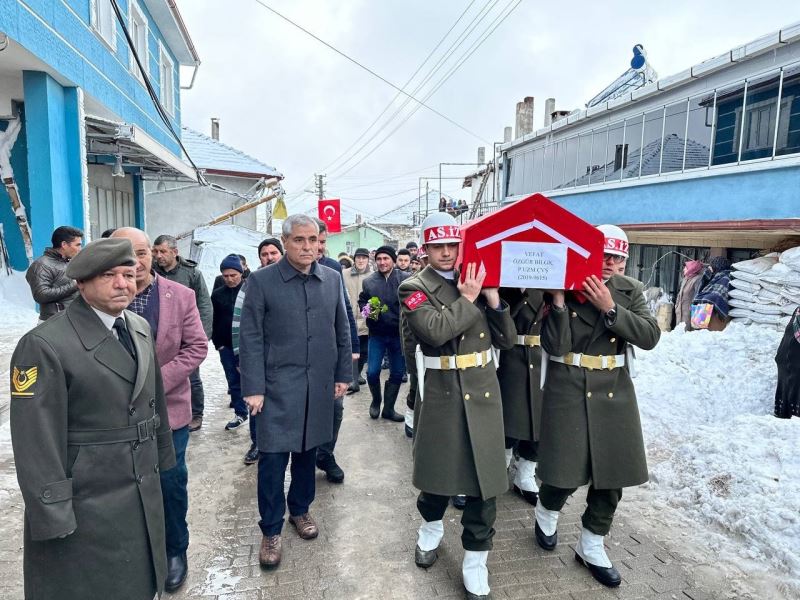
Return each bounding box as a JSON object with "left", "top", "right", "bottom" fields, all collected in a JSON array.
[
  {"left": 534, "top": 503, "right": 559, "bottom": 536},
  {"left": 576, "top": 527, "right": 612, "bottom": 568},
  {"left": 513, "top": 459, "right": 539, "bottom": 493},
  {"left": 504, "top": 448, "right": 513, "bottom": 469},
  {"left": 417, "top": 520, "right": 443, "bottom": 552},
  {"left": 462, "top": 550, "right": 490, "bottom": 596}
]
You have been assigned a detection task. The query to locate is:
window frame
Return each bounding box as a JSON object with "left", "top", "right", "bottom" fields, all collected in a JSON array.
[
  {"left": 128, "top": 0, "right": 150, "bottom": 84},
  {"left": 90, "top": 0, "right": 117, "bottom": 51},
  {"left": 159, "top": 42, "right": 176, "bottom": 116}
]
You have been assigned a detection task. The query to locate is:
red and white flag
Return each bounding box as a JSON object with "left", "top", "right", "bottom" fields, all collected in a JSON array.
[{"left": 318, "top": 198, "right": 341, "bottom": 233}]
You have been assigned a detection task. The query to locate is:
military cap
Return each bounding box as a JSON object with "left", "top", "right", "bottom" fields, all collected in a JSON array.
[{"left": 65, "top": 238, "right": 137, "bottom": 281}]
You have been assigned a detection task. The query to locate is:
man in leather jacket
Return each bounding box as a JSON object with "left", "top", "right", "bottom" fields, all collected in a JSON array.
[{"left": 25, "top": 226, "right": 83, "bottom": 321}]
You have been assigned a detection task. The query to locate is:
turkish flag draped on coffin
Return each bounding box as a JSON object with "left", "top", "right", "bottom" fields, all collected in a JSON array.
[
  {"left": 457, "top": 194, "right": 604, "bottom": 290},
  {"left": 318, "top": 198, "right": 342, "bottom": 233}
]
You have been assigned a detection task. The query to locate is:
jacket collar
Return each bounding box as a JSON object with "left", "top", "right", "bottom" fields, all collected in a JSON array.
[
  {"left": 44, "top": 247, "right": 68, "bottom": 262},
  {"left": 278, "top": 258, "right": 324, "bottom": 282},
  {"left": 416, "top": 266, "right": 447, "bottom": 293}
]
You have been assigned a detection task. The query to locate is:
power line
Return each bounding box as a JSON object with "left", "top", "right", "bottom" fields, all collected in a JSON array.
[{"left": 251, "top": 0, "right": 489, "bottom": 144}]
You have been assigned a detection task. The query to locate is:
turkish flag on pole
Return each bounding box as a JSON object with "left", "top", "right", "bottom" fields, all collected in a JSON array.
[{"left": 318, "top": 198, "right": 342, "bottom": 233}]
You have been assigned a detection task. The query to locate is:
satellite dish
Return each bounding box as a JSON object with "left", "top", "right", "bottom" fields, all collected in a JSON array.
[{"left": 631, "top": 44, "right": 647, "bottom": 70}]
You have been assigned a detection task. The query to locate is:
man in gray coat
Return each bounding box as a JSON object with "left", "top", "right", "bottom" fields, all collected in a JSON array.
[
  {"left": 240, "top": 214, "right": 352, "bottom": 569},
  {"left": 10, "top": 237, "right": 175, "bottom": 600}
]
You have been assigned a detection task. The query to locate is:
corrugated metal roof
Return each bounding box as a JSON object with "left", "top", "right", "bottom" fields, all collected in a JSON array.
[{"left": 181, "top": 127, "right": 282, "bottom": 178}]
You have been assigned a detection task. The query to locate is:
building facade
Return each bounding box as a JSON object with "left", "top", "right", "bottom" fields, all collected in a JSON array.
[
  {"left": 498, "top": 22, "right": 800, "bottom": 297},
  {"left": 0, "top": 0, "right": 199, "bottom": 270}
]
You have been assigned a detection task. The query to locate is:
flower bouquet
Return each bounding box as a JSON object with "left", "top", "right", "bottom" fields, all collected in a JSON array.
[{"left": 361, "top": 296, "right": 388, "bottom": 321}]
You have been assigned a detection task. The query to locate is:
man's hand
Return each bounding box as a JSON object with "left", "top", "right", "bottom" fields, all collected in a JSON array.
[
  {"left": 458, "top": 262, "right": 486, "bottom": 303},
  {"left": 480, "top": 287, "right": 501, "bottom": 310},
  {"left": 334, "top": 382, "right": 349, "bottom": 398},
  {"left": 582, "top": 276, "right": 615, "bottom": 313},
  {"left": 245, "top": 394, "right": 264, "bottom": 415},
  {"left": 352, "top": 353, "right": 360, "bottom": 360},
  {"left": 548, "top": 289, "right": 566, "bottom": 308}
]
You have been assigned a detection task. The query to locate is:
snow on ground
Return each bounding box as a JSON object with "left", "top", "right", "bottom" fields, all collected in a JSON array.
[{"left": 634, "top": 322, "right": 800, "bottom": 592}]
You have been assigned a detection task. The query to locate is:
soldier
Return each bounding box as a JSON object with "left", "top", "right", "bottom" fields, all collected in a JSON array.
[
  {"left": 497, "top": 288, "right": 546, "bottom": 505},
  {"left": 10, "top": 238, "right": 176, "bottom": 600},
  {"left": 534, "top": 225, "right": 660, "bottom": 588},
  {"left": 400, "top": 212, "right": 516, "bottom": 600}
]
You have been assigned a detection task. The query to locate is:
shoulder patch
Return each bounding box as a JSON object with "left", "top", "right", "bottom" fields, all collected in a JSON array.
[
  {"left": 12, "top": 366, "right": 38, "bottom": 396},
  {"left": 404, "top": 290, "right": 428, "bottom": 311}
]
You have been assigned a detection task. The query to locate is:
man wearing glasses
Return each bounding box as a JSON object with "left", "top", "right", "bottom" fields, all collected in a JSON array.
[{"left": 534, "top": 225, "right": 660, "bottom": 589}]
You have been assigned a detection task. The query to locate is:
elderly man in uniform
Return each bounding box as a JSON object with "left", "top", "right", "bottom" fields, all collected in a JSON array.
[
  {"left": 399, "top": 212, "right": 516, "bottom": 600},
  {"left": 10, "top": 238, "right": 175, "bottom": 600},
  {"left": 535, "top": 224, "right": 660, "bottom": 588},
  {"left": 497, "top": 287, "right": 546, "bottom": 505}
]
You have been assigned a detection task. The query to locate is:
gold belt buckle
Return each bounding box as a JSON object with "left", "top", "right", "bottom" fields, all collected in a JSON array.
[
  {"left": 606, "top": 355, "right": 617, "bottom": 369},
  {"left": 455, "top": 353, "right": 478, "bottom": 370},
  {"left": 524, "top": 335, "right": 540, "bottom": 347},
  {"left": 439, "top": 356, "right": 451, "bottom": 370},
  {"left": 580, "top": 355, "right": 602, "bottom": 370}
]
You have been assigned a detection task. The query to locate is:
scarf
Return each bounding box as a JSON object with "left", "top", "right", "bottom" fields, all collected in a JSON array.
[{"left": 683, "top": 260, "right": 704, "bottom": 278}]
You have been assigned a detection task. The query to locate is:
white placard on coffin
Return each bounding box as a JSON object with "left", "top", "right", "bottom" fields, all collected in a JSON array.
[{"left": 499, "top": 241, "right": 567, "bottom": 289}]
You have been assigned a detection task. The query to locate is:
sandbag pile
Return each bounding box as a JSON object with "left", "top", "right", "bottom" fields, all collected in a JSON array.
[{"left": 728, "top": 248, "right": 800, "bottom": 328}]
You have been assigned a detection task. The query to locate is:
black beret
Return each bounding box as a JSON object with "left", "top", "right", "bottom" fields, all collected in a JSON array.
[{"left": 65, "top": 238, "right": 136, "bottom": 281}]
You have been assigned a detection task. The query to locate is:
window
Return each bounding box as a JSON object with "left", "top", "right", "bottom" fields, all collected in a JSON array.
[
  {"left": 129, "top": 1, "right": 149, "bottom": 82},
  {"left": 90, "top": 0, "right": 116, "bottom": 49},
  {"left": 685, "top": 93, "right": 714, "bottom": 170},
  {"left": 776, "top": 65, "right": 800, "bottom": 157},
  {"left": 560, "top": 136, "right": 579, "bottom": 189},
  {"left": 622, "top": 114, "right": 644, "bottom": 180},
  {"left": 641, "top": 108, "right": 664, "bottom": 175},
  {"left": 712, "top": 82, "right": 746, "bottom": 165},
  {"left": 159, "top": 43, "right": 175, "bottom": 115},
  {"left": 604, "top": 121, "right": 625, "bottom": 182},
  {"left": 661, "top": 100, "right": 689, "bottom": 174},
  {"left": 732, "top": 71, "right": 786, "bottom": 161},
  {"left": 589, "top": 127, "right": 608, "bottom": 184},
  {"left": 576, "top": 132, "right": 592, "bottom": 185}
]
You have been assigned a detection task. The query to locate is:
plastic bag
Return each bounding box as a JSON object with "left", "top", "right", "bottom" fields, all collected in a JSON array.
[{"left": 690, "top": 303, "right": 714, "bottom": 329}]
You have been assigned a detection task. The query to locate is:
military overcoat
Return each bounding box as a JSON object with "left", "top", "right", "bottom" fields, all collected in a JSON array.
[
  {"left": 399, "top": 267, "right": 516, "bottom": 500},
  {"left": 497, "top": 288, "right": 545, "bottom": 442},
  {"left": 10, "top": 296, "right": 176, "bottom": 600},
  {"left": 538, "top": 275, "right": 659, "bottom": 490}
]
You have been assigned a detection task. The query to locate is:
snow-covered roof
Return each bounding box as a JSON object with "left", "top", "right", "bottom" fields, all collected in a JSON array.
[
  {"left": 500, "top": 20, "right": 800, "bottom": 153},
  {"left": 340, "top": 222, "right": 392, "bottom": 238},
  {"left": 181, "top": 128, "right": 282, "bottom": 179}
]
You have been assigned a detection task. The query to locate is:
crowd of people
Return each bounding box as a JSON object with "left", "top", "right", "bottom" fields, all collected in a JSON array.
[{"left": 12, "top": 213, "right": 675, "bottom": 600}]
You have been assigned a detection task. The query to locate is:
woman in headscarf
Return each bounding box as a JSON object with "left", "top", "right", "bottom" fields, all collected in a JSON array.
[
  {"left": 774, "top": 306, "right": 800, "bottom": 419},
  {"left": 674, "top": 260, "right": 706, "bottom": 330}
]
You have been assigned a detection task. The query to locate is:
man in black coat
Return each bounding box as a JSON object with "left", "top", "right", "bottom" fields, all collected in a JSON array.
[
  {"left": 25, "top": 225, "right": 83, "bottom": 321},
  {"left": 211, "top": 254, "right": 248, "bottom": 430},
  {"left": 239, "top": 214, "right": 351, "bottom": 569},
  {"left": 358, "top": 245, "right": 409, "bottom": 421}
]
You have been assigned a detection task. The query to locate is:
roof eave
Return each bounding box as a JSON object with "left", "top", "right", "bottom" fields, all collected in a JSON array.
[{"left": 204, "top": 168, "right": 283, "bottom": 180}]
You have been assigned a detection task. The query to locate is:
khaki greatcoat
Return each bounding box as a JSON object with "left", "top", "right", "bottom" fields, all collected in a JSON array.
[
  {"left": 399, "top": 267, "right": 516, "bottom": 500},
  {"left": 538, "top": 275, "right": 660, "bottom": 490},
  {"left": 10, "top": 296, "right": 176, "bottom": 600},
  {"left": 497, "top": 288, "right": 545, "bottom": 442}
]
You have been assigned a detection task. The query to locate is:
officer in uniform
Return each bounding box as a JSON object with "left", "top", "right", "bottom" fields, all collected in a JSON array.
[
  {"left": 497, "top": 287, "right": 546, "bottom": 505},
  {"left": 10, "top": 238, "right": 176, "bottom": 600},
  {"left": 534, "top": 225, "right": 660, "bottom": 588},
  {"left": 400, "top": 278, "right": 419, "bottom": 439},
  {"left": 400, "top": 212, "right": 516, "bottom": 600}
]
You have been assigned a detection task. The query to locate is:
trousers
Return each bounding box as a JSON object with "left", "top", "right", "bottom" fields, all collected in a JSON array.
[
  {"left": 417, "top": 492, "right": 496, "bottom": 551},
  {"left": 160, "top": 426, "right": 190, "bottom": 556},
  {"left": 538, "top": 483, "right": 622, "bottom": 536},
  {"left": 257, "top": 448, "right": 317, "bottom": 536}
]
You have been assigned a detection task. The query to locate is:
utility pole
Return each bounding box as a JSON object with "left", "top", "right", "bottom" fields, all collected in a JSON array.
[{"left": 314, "top": 173, "right": 326, "bottom": 200}]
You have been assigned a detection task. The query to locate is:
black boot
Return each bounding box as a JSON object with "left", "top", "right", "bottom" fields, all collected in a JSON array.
[
  {"left": 368, "top": 381, "right": 382, "bottom": 419},
  {"left": 347, "top": 359, "right": 360, "bottom": 395},
  {"left": 381, "top": 381, "right": 404, "bottom": 422},
  {"left": 165, "top": 552, "right": 188, "bottom": 591}
]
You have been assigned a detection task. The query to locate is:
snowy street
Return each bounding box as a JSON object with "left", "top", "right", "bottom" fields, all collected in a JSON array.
[{"left": 0, "top": 284, "right": 797, "bottom": 598}]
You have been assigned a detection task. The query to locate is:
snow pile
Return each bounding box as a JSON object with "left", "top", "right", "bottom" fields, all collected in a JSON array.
[
  {"left": 188, "top": 223, "right": 262, "bottom": 292},
  {"left": 636, "top": 322, "right": 800, "bottom": 580},
  {"left": 728, "top": 250, "right": 799, "bottom": 328}
]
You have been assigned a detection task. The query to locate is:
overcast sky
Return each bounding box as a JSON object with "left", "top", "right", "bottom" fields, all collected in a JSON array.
[{"left": 178, "top": 0, "right": 798, "bottom": 222}]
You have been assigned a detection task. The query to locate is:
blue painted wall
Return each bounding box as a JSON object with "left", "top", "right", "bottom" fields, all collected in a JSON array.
[
  {"left": 0, "top": 111, "right": 32, "bottom": 271},
  {"left": 0, "top": 0, "right": 183, "bottom": 156},
  {"left": 549, "top": 165, "right": 800, "bottom": 225}
]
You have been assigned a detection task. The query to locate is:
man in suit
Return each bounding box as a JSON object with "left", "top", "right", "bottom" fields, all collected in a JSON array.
[
  {"left": 10, "top": 238, "right": 175, "bottom": 600},
  {"left": 240, "top": 214, "right": 352, "bottom": 569},
  {"left": 112, "top": 227, "right": 208, "bottom": 591}
]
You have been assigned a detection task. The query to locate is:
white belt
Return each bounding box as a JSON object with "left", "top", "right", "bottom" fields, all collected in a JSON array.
[
  {"left": 516, "top": 334, "right": 540, "bottom": 347},
  {"left": 422, "top": 349, "right": 494, "bottom": 371},
  {"left": 549, "top": 352, "right": 626, "bottom": 370}
]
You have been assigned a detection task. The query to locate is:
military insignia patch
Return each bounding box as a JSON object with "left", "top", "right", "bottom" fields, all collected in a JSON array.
[
  {"left": 404, "top": 291, "right": 428, "bottom": 310},
  {"left": 12, "top": 366, "right": 38, "bottom": 396}
]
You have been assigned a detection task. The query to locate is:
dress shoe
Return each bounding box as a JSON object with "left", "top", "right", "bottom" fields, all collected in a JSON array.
[
  {"left": 358, "top": 375, "right": 366, "bottom": 385},
  {"left": 451, "top": 495, "right": 467, "bottom": 510},
  {"left": 316, "top": 456, "right": 345, "bottom": 483},
  {"left": 534, "top": 521, "right": 557, "bottom": 551},
  {"left": 289, "top": 513, "right": 319, "bottom": 540},
  {"left": 188, "top": 416, "right": 203, "bottom": 432},
  {"left": 259, "top": 534, "right": 282, "bottom": 568},
  {"left": 513, "top": 484, "right": 539, "bottom": 506},
  {"left": 405, "top": 424, "right": 413, "bottom": 438},
  {"left": 414, "top": 545, "right": 438, "bottom": 568},
  {"left": 575, "top": 552, "right": 621, "bottom": 587},
  {"left": 464, "top": 590, "right": 492, "bottom": 600},
  {"left": 165, "top": 552, "right": 187, "bottom": 592},
  {"left": 243, "top": 444, "right": 259, "bottom": 465}
]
